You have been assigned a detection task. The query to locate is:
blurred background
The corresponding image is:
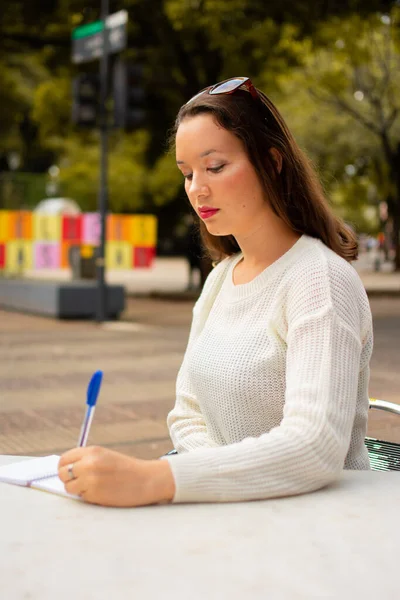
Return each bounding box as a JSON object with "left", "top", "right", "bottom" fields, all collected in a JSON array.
[{"left": 0, "top": 0, "right": 399, "bottom": 264}]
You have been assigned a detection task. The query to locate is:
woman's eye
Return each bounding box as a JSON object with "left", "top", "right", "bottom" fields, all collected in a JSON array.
[
  {"left": 182, "top": 165, "right": 224, "bottom": 181},
  {"left": 208, "top": 164, "right": 225, "bottom": 173}
]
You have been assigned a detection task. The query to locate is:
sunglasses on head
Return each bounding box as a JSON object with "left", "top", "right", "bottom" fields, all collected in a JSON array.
[
  {"left": 186, "top": 77, "right": 268, "bottom": 121},
  {"left": 187, "top": 77, "right": 261, "bottom": 105}
]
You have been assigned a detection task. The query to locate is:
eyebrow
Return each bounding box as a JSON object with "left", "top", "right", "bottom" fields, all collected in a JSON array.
[{"left": 176, "top": 149, "right": 218, "bottom": 165}]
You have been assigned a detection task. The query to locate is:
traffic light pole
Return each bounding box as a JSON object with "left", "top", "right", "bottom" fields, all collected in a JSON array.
[{"left": 96, "top": 0, "right": 109, "bottom": 323}]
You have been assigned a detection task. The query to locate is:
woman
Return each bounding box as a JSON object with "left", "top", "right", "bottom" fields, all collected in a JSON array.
[{"left": 58, "top": 77, "right": 373, "bottom": 506}]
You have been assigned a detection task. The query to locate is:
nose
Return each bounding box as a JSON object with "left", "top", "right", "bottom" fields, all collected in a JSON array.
[{"left": 188, "top": 172, "right": 209, "bottom": 202}]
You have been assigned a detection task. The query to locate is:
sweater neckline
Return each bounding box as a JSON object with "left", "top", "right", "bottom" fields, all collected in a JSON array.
[{"left": 223, "top": 235, "right": 311, "bottom": 302}]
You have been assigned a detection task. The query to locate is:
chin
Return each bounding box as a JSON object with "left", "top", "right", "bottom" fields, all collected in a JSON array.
[{"left": 204, "top": 224, "right": 233, "bottom": 237}]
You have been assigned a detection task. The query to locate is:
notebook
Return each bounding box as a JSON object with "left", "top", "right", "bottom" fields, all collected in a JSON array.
[{"left": 0, "top": 455, "right": 81, "bottom": 500}]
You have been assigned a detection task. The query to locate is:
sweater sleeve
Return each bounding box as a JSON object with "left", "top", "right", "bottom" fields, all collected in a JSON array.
[
  {"left": 167, "top": 259, "right": 231, "bottom": 452},
  {"left": 164, "top": 305, "right": 363, "bottom": 503}
]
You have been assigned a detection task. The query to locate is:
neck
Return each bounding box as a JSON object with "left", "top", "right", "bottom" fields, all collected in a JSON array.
[{"left": 234, "top": 211, "right": 301, "bottom": 270}]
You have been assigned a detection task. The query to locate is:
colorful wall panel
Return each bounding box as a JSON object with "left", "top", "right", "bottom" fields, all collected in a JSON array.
[
  {"left": 34, "top": 242, "right": 60, "bottom": 269},
  {"left": 0, "top": 210, "right": 12, "bottom": 242},
  {"left": 0, "top": 211, "right": 157, "bottom": 272},
  {"left": 33, "top": 214, "right": 61, "bottom": 242},
  {"left": 14, "top": 211, "right": 33, "bottom": 240},
  {"left": 129, "top": 215, "right": 157, "bottom": 248},
  {"left": 6, "top": 241, "right": 34, "bottom": 274},
  {"left": 62, "top": 215, "right": 82, "bottom": 244},
  {"left": 107, "top": 215, "right": 128, "bottom": 242},
  {"left": 0, "top": 210, "right": 33, "bottom": 242},
  {"left": 61, "top": 242, "right": 73, "bottom": 269},
  {"left": 106, "top": 242, "right": 132, "bottom": 269},
  {"left": 0, "top": 243, "right": 6, "bottom": 268},
  {"left": 133, "top": 246, "right": 155, "bottom": 268},
  {"left": 82, "top": 213, "right": 101, "bottom": 245}
]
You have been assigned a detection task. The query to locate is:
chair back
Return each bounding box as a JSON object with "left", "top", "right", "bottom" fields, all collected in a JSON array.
[{"left": 367, "top": 398, "right": 400, "bottom": 471}]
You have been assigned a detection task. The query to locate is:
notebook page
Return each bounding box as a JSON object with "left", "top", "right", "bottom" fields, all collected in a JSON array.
[
  {"left": 0, "top": 455, "right": 60, "bottom": 486},
  {"left": 32, "top": 475, "right": 82, "bottom": 501}
]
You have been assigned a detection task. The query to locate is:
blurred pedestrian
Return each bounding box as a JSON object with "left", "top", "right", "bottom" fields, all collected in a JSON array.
[
  {"left": 58, "top": 77, "right": 373, "bottom": 508},
  {"left": 377, "top": 231, "right": 385, "bottom": 253}
]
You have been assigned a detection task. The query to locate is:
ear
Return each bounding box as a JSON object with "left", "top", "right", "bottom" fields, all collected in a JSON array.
[{"left": 269, "top": 148, "right": 283, "bottom": 174}]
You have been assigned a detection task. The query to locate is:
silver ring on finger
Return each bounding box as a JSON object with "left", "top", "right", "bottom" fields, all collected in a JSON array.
[{"left": 67, "top": 463, "right": 76, "bottom": 481}]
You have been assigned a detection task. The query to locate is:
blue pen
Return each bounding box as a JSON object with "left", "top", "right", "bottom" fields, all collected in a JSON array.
[{"left": 78, "top": 370, "right": 103, "bottom": 447}]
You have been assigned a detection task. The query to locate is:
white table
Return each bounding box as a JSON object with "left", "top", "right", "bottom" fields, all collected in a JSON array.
[{"left": 0, "top": 455, "right": 399, "bottom": 600}]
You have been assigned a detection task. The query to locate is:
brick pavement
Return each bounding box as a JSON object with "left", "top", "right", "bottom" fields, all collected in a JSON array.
[
  {"left": 0, "top": 296, "right": 399, "bottom": 458},
  {"left": 0, "top": 299, "right": 193, "bottom": 458}
]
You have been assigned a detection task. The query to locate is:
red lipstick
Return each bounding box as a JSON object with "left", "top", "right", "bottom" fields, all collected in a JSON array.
[{"left": 199, "top": 206, "right": 220, "bottom": 220}]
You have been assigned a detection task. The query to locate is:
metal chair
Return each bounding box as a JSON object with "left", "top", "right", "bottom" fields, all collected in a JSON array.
[
  {"left": 166, "top": 398, "right": 400, "bottom": 471},
  {"left": 367, "top": 398, "right": 400, "bottom": 471}
]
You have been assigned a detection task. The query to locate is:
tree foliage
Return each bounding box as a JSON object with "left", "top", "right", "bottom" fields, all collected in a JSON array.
[
  {"left": 0, "top": 0, "right": 399, "bottom": 251},
  {"left": 275, "top": 8, "right": 400, "bottom": 265}
]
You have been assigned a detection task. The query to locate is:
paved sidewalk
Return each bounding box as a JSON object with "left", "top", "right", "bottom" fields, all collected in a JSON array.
[
  {"left": 22, "top": 254, "right": 400, "bottom": 296},
  {"left": 0, "top": 294, "right": 400, "bottom": 458},
  {"left": 0, "top": 298, "right": 194, "bottom": 458}
]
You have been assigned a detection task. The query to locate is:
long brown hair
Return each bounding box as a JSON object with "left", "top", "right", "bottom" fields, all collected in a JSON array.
[{"left": 172, "top": 85, "right": 358, "bottom": 263}]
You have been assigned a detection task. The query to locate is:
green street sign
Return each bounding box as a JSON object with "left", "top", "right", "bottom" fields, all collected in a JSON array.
[
  {"left": 71, "top": 11, "right": 128, "bottom": 64},
  {"left": 72, "top": 20, "right": 104, "bottom": 40}
]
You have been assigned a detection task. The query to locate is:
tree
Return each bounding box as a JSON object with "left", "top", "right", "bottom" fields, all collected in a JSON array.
[
  {"left": 277, "top": 8, "right": 400, "bottom": 268},
  {"left": 1, "top": 0, "right": 398, "bottom": 245},
  {"left": 1, "top": 0, "right": 396, "bottom": 165},
  {"left": 312, "top": 11, "right": 400, "bottom": 268}
]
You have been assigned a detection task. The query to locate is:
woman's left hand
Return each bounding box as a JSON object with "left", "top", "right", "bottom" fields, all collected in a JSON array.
[{"left": 58, "top": 446, "right": 175, "bottom": 507}]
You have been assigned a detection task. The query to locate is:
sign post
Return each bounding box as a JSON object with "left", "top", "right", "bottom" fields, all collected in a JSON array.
[
  {"left": 96, "top": 0, "right": 109, "bottom": 324},
  {"left": 72, "top": 10, "right": 128, "bottom": 64},
  {"left": 71, "top": 7, "right": 128, "bottom": 322}
]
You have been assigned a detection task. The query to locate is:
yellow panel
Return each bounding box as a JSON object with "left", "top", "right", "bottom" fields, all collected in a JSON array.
[
  {"left": 0, "top": 210, "right": 11, "bottom": 242},
  {"left": 81, "top": 245, "right": 95, "bottom": 259},
  {"left": 106, "top": 242, "right": 132, "bottom": 269},
  {"left": 128, "top": 215, "right": 157, "bottom": 247},
  {"left": 33, "top": 214, "right": 61, "bottom": 241},
  {"left": 5, "top": 241, "right": 34, "bottom": 274}
]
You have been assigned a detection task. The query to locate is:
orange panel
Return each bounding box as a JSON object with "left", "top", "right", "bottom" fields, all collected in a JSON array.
[
  {"left": 13, "top": 211, "right": 33, "bottom": 240},
  {"left": 61, "top": 242, "right": 72, "bottom": 268},
  {"left": 107, "top": 214, "right": 128, "bottom": 242}
]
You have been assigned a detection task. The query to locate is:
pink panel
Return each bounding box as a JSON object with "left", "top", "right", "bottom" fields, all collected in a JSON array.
[
  {"left": 82, "top": 213, "right": 101, "bottom": 245},
  {"left": 34, "top": 243, "right": 60, "bottom": 269}
]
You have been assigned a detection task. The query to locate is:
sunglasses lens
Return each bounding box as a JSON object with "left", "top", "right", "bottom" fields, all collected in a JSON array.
[{"left": 210, "top": 78, "right": 247, "bottom": 95}]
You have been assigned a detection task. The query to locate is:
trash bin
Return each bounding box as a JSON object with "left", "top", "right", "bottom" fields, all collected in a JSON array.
[{"left": 68, "top": 245, "right": 97, "bottom": 279}]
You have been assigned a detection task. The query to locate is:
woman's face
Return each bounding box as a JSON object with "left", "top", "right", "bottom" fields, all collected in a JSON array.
[{"left": 175, "top": 114, "right": 270, "bottom": 238}]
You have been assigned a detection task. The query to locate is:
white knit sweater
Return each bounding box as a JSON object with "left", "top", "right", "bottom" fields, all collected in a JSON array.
[{"left": 165, "top": 235, "right": 373, "bottom": 503}]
